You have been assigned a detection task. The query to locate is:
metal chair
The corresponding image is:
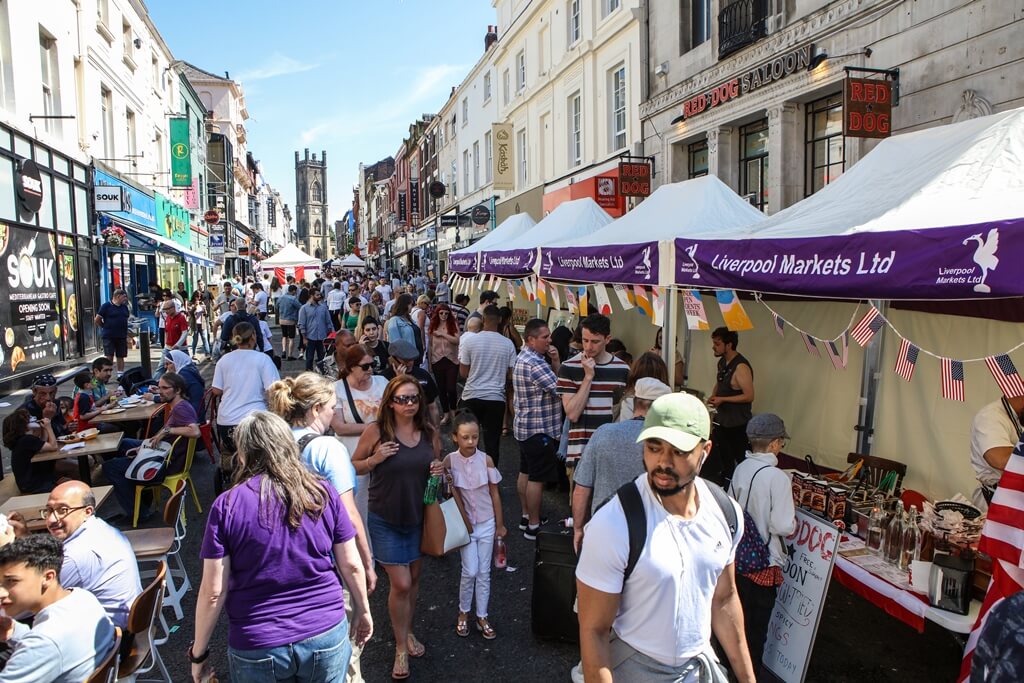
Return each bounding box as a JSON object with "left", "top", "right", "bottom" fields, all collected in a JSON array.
[
  {"left": 118, "top": 561, "right": 171, "bottom": 683},
  {"left": 84, "top": 626, "right": 121, "bottom": 683},
  {"left": 125, "top": 481, "right": 190, "bottom": 625},
  {"left": 131, "top": 436, "right": 201, "bottom": 527}
]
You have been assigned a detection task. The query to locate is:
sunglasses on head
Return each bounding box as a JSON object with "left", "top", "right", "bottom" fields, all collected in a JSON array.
[{"left": 392, "top": 394, "right": 420, "bottom": 405}]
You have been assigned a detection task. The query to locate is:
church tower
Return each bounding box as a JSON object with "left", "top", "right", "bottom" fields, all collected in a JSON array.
[{"left": 294, "top": 149, "right": 329, "bottom": 259}]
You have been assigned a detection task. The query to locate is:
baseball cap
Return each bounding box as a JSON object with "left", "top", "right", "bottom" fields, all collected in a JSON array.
[
  {"left": 747, "top": 413, "right": 789, "bottom": 440},
  {"left": 32, "top": 373, "right": 57, "bottom": 387},
  {"left": 634, "top": 378, "right": 672, "bottom": 401},
  {"left": 389, "top": 339, "right": 420, "bottom": 360},
  {"left": 636, "top": 393, "right": 711, "bottom": 453}
]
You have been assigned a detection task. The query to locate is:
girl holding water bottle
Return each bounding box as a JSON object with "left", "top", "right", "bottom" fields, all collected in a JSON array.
[{"left": 443, "top": 412, "right": 506, "bottom": 639}]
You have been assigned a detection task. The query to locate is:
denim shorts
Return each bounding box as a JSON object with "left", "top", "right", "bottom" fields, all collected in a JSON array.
[
  {"left": 367, "top": 511, "right": 422, "bottom": 565},
  {"left": 228, "top": 618, "right": 350, "bottom": 683}
]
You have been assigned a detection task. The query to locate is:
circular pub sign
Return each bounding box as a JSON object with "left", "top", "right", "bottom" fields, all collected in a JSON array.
[
  {"left": 203, "top": 209, "right": 221, "bottom": 225},
  {"left": 471, "top": 204, "right": 491, "bottom": 226},
  {"left": 15, "top": 160, "right": 43, "bottom": 215},
  {"left": 428, "top": 181, "right": 446, "bottom": 199}
]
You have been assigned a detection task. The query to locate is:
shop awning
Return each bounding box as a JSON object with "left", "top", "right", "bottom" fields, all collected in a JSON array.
[{"left": 120, "top": 224, "right": 217, "bottom": 268}]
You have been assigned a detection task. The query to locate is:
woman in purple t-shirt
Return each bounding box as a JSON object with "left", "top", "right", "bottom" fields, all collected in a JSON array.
[{"left": 191, "top": 412, "right": 372, "bottom": 683}]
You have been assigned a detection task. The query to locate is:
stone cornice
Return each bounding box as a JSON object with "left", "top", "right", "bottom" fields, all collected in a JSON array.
[{"left": 640, "top": 0, "right": 899, "bottom": 120}]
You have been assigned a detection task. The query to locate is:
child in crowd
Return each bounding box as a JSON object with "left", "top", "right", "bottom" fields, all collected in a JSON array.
[{"left": 443, "top": 412, "right": 505, "bottom": 640}]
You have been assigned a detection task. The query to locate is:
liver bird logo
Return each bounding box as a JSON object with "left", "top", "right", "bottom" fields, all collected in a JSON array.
[{"left": 962, "top": 228, "right": 999, "bottom": 293}]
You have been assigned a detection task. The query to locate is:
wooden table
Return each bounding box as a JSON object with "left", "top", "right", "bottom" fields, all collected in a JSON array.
[
  {"left": 95, "top": 401, "right": 161, "bottom": 424},
  {"left": 0, "top": 485, "right": 113, "bottom": 532},
  {"left": 33, "top": 432, "right": 124, "bottom": 485}
]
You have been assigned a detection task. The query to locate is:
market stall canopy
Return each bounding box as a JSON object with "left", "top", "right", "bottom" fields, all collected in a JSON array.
[
  {"left": 479, "top": 198, "right": 613, "bottom": 277},
  {"left": 259, "top": 244, "right": 321, "bottom": 271},
  {"left": 540, "top": 176, "right": 766, "bottom": 286},
  {"left": 448, "top": 213, "right": 536, "bottom": 274},
  {"left": 674, "top": 107, "right": 1024, "bottom": 299},
  {"left": 334, "top": 253, "right": 366, "bottom": 268}
]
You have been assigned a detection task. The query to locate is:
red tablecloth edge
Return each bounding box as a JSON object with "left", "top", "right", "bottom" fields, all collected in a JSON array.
[{"left": 832, "top": 560, "right": 927, "bottom": 633}]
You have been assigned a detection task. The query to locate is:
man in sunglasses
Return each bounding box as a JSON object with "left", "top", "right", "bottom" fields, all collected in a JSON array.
[
  {"left": 41, "top": 480, "right": 141, "bottom": 629},
  {"left": 382, "top": 339, "right": 440, "bottom": 426}
]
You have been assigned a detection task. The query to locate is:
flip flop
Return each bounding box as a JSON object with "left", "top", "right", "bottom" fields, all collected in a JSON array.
[
  {"left": 407, "top": 633, "right": 426, "bottom": 658},
  {"left": 392, "top": 651, "right": 410, "bottom": 680}
]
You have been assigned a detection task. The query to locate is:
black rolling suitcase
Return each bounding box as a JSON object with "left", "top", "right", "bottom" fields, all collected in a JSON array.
[{"left": 531, "top": 528, "right": 579, "bottom": 643}]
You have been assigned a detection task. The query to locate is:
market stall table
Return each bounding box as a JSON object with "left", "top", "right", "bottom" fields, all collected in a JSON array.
[
  {"left": 833, "top": 536, "right": 980, "bottom": 634},
  {"left": 0, "top": 485, "right": 114, "bottom": 532},
  {"left": 32, "top": 432, "right": 124, "bottom": 485}
]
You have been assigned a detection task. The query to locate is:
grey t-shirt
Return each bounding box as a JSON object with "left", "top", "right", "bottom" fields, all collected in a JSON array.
[
  {"left": 573, "top": 418, "right": 646, "bottom": 513},
  {"left": 458, "top": 330, "right": 516, "bottom": 402}
]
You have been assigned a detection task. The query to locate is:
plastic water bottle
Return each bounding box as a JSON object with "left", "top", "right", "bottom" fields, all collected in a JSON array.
[
  {"left": 899, "top": 505, "right": 921, "bottom": 571},
  {"left": 866, "top": 499, "right": 885, "bottom": 554},
  {"left": 422, "top": 475, "right": 441, "bottom": 505},
  {"left": 884, "top": 501, "right": 906, "bottom": 565},
  {"left": 494, "top": 537, "right": 507, "bottom": 569}
]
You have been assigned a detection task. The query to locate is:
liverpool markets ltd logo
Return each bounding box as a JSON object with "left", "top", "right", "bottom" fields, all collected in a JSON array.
[
  {"left": 543, "top": 251, "right": 554, "bottom": 275},
  {"left": 680, "top": 244, "right": 700, "bottom": 280},
  {"left": 636, "top": 245, "right": 653, "bottom": 280},
  {"left": 961, "top": 228, "right": 999, "bottom": 293}
]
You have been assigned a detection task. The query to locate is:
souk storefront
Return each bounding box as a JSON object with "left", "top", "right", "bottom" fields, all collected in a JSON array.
[{"left": 0, "top": 124, "right": 96, "bottom": 386}]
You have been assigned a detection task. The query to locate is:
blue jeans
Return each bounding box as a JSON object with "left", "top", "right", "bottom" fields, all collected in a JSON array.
[
  {"left": 191, "top": 327, "right": 211, "bottom": 355},
  {"left": 228, "top": 619, "right": 350, "bottom": 683},
  {"left": 304, "top": 339, "right": 325, "bottom": 372}
]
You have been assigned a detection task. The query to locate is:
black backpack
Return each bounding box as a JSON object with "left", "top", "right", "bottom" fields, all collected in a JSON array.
[{"left": 614, "top": 478, "right": 738, "bottom": 582}]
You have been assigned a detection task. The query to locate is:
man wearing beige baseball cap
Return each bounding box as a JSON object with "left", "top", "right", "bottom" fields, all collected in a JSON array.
[{"left": 575, "top": 393, "right": 755, "bottom": 683}]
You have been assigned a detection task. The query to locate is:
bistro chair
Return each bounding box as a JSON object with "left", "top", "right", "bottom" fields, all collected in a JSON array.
[
  {"left": 142, "top": 403, "right": 171, "bottom": 439},
  {"left": 125, "top": 481, "right": 191, "bottom": 627},
  {"left": 131, "top": 436, "right": 201, "bottom": 527},
  {"left": 85, "top": 627, "right": 121, "bottom": 683},
  {"left": 118, "top": 562, "right": 171, "bottom": 683},
  {"left": 847, "top": 452, "right": 908, "bottom": 492},
  {"left": 198, "top": 389, "right": 219, "bottom": 464}
]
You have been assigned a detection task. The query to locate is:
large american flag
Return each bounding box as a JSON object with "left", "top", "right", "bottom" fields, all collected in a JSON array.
[
  {"left": 941, "top": 358, "right": 965, "bottom": 402},
  {"left": 851, "top": 306, "right": 884, "bottom": 346},
  {"left": 985, "top": 354, "right": 1024, "bottom": 399},
  {"left": 959, "top": 439, "right": 1024, "bottom": 680}
]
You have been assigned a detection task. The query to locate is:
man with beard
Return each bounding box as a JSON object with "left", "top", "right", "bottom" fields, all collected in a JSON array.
[
  {"left": 705, "top": 327, "right": 754, "bottom": 486},
  {"left": 576, "top": 393, "right": 754, "bottom": 683}
]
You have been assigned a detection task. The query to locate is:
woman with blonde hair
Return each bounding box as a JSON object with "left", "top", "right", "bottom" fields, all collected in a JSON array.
[
  {"left": 352, "top": 375, "right": 443, "bottom": 680},
  {"left": 356, "top": 302, "right": 381, "bottom": 332},
  {"left": 191, "top": 411, "right": 372, "bottom": 683}
]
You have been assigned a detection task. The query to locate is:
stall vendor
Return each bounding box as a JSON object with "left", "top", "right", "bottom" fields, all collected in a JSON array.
[{"left": 970, "top": 395, "right": 1024, "bottom": 509}]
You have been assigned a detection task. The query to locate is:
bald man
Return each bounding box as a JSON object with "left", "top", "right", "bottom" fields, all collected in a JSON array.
[{"left": 44, "top": 481, "right": 141, "bottom": 628}]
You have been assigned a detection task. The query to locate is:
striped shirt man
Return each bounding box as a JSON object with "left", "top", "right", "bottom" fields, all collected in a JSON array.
[{"left": 557, "top": 353, "right": 629, "bottom": 463}]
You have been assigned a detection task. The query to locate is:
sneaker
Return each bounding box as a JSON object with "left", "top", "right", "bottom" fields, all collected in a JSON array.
[
  {"left": 523, "top": 524, "right": 541, "bottom": 541},
  {"left": 570, "top": 662, "right": 585, "bottom": 683},
  {"left": 518, "top": 515, "right": 548, "bottom": 531}
]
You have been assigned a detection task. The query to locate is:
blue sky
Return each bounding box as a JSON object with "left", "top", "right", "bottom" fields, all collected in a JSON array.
[{"left": 149, "top": 1, "right": 496, "bottom": 229}]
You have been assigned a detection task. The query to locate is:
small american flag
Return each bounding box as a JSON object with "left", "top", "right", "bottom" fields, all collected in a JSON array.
[
  {"left": 772, "top": 311, "right": 786, "bottom": 337},
  {"left": 802, "top": 333, "right": 820, "bottom": 357},
  {"left": 941, "top": 358, "right": 965, "bottom": 402},
  {"left": 826, "top": 333, "right": 848, "bottom": 370},
  {"left": 851, "top": 307, "right": 884, "bottom": 347},
  {"left": 893, "top": 339, "right": 919, "bottom": 382},
  {"left": 984, "top": 354, "right": 1024, "bottom": 399}
]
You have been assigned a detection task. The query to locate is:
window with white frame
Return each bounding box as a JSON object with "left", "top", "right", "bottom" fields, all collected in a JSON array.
[
  {"left": 609, "top": 65, "right": 626, "bottom": 151},
  {"left": 603, "top": 0, "right": 621, "bottom": 18},
  {"left": 151, "top": 54, "right": 160, "bottom": 93},
  {"left": 122, "top": 21, "right": 135, "bottom": 67},
  {"left": 97, "top": 0, "right": 109, "bottom": 26},
  {"left": 451, "top": 159, "right": 458, "bottom": 197},
  {"left": 516, "top": 50, "right": 526, "bottom": 93},
  {"left": 483, "top": 72, "right": 491, "bottom": 102},
  {"left": 517, "top": 128, "right": 527, "bottom": 186},
  {"left": 484, "top": 130, "right": 493, "bottom": 183},
  {"left": 39, "top": 33, "right": 61, "bottom": 134},
  {"left": 125, "top": 109, "right": 137, "bottom": 160},
  {"left": 568, "top": 91, "right": 582, "bottom": 167},
  {"left": 503, "top": 69, "right": 510, "bottom": 105},
  {"left": 100, "top": 86, "right": 114, "bottom": 157},
  {"left": 461, "top": 98, "right": 468, "bottom": 126},
  {"left": 568, "top": 0, "right": 581, "bottom": 45},
  {"left": 473, "top": 141, "right": 480, "bottom": 189},
  {"left": 0, "top": 2, "right": 14, "bottom": 112},
  {"left": 462, "top": 150, "right": 469, "bottom": 195}
]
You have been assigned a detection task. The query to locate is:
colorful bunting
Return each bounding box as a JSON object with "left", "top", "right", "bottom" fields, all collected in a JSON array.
[
  {"left": 802, "top": 333, "right": 820, "bottom": 357},
  {"left": 549, "top": 282, "right": 562, "bottom": 310},
  {"left": 682, "top": 290, "right": 710, "bottom": 331},
  {"left": 536, "top": 279, "right": 548, "bottom": 307},
  {"left": 613, "top": 283, "right": 633, "bottom": 310},
  {"left": 506, "top": 279, "right": 517, "bottom": 302},
  {"left": 565, "top": 287, "right": 578, "bottom": 315},
  {"left": 851, "top": 306, "right": 884, "bottom": 347},
  {"left": 894, "top": 338, "right": 919, "bottom": 382},
  {"left": 941, "top": 358, "right": 965, "bottom": 402},
  {"left": 633, "top": 285, "right": 653, "bottom": 317},
  {"left": 652, "top": 287, "right": 666, "bottom": 327},
  {"left": 593, "top": 284, "right": 612, "bottom": 315},
  {"left": 985, "top": 354, "right": 1024, "bottom": 398},
  {"left": 577, "top": 286, "right": 589, "bottom": 316},
  {"left": 715, "top": 290, "right": 753, "bottom": 331},
  {"left": 524, "top": 277, "right": 536, "bottom": 302}
]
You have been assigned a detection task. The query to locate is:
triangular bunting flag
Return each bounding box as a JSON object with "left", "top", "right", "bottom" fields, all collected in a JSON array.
[
  {"left": 506, "top": 279, "right": 517, "bottom": 302},
  {"left": 682, "top": 290, "right": 710, "bottom": 331},
  {"left": 593, "top": 283, "right": 613, "bottom": 315},
  {"left": 715, "top": 290, "right": 753, "bottom": 331},
  {"left": 577, "top": 286, "right": 589, "bottom": 316},
  {"left": 478, "top": 273, "right": 487, "bottom": 290},
  {"left": 633, "top": 285, "right": 653, "bottom": 317},
  {"left": 516, "top": 279, "right": 529, "bottom": 301},
  {"left": 525, "top": 277, "right": 537, "bottom": 302},
  {"left": 652, "top": 287, "right": 666, "bottom": 327},
  {"left": 550, "top": 282, "right": 562, "bottom": 310},
  {"left": 536, "top": 279, "right": 548, "bottom": 307},
  {"left": 565, "top": 287, "right": 578, "bottom": 315},
  {"left": 803, "top": 333, "right": 820, "bottom": 357},
  {"left": 613, "top": 283, "right": 633, "bottom": 310}
]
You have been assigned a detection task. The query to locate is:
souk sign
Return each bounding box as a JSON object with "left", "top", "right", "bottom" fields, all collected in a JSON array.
[
  {"left": 541, "top": 242, "right": 656, "bottom": 285},
  {"left": 674, "top": 219, "right": 1024, "bottom": 299},
  {"left": 676, "top": 44, "right": 814, "bottom": 121}
]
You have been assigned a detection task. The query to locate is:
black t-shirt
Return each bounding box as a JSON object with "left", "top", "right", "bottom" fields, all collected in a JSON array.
[
  {"left": 10, "top": 434, "right": 55, "bottom": 494},
  {"left": 382, "top": 366, "right": 439, "bottom": 404},
  {"left": 21, "top": 397, "right": 67, "bottom": 437},
  {"left": 368, "top": 341, "right": 390, "bottom": 375}
]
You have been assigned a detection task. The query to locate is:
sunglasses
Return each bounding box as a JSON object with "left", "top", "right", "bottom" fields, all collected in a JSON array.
[
  {"left": 355, "top": 362, "right": 373, "bottom": 371},
  {"left": 392, "top": 394, "right": 420, "bottom": 405}
]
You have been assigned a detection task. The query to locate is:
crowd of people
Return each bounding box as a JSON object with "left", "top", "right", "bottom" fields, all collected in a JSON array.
[{"left": 0, "top": 262, "right": 842, "bottom": 683}]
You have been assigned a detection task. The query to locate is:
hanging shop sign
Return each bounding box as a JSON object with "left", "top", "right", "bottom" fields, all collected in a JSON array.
[
  {"left": 204, "top": 209, "right": 221, "bottom": 225},
  {"left": 471, "top": 204, "right": 491, "bottom": 226},
  {"left": 429, "top": 181, "right": 446, "bottom": 199},
  {"left": 398, "top": 191, "right": 407, "bottom": 223},
  {"left": 0, "top": 224, "right": 62, "bottom": 379},
  {"left": 844, "top": 77, "right": 893, "bottom": 139},
  {"left": 676, "top": 44, "right": 814, "bottom": 121},
  {"left": 492, "top": 123, "right": 514, "bottom": 191},
  {"left": 156, "top": 193, "right": 191, "bottom": 248},
  {"left": 169, "top": 117, "right": 192, "bottom": 187},
  {"left": 94, "top": 186, "right": 126, "bottom": 212},
  {"left": 15, "top": 160, "right": 44, "bottom": 216},
  {"left": 410, "top": 180, "right": 420, "bottom": 219},
  {"left": 94, "top": 170, "right": 156, "bottom": 230},
  {"left": 618, "top": 160, "right": 652, "bottom": 197}
]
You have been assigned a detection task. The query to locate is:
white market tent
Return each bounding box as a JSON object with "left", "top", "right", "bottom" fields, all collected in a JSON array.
[
  {"left": 680, "top": 107, "right": 1024, "bottom": 500},
  {"left": 478, "top": 198, "right": 613, "bottom": 277},
  {"left": 334, "top": 253, "right": 366, "bottom": 268},
  {"left": 259, "top": 244, "right": 321, "bottom": 272},
  {"left": 447, "top": 212, "right": 536, "bottom": 274}
]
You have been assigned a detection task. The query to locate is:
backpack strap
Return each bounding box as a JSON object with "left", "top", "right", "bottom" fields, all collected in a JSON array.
[
  {"left": 703, "top": 479, "right": 739, "bottom": 544},
  {"left": 297, "top": 433, "right": 328, "bottom": 454},
  {"left": 614, "top": 482, "right": 647, "bottom": 583}
]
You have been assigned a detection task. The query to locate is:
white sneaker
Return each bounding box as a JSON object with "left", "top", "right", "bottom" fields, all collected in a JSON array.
[{"left": 570, "top": 661, "right": 584, "bottom": 683}]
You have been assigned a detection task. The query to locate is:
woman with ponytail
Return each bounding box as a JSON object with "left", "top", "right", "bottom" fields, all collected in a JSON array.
[{"left": 211, "top": 322, "right": 280, "bottom": 460}]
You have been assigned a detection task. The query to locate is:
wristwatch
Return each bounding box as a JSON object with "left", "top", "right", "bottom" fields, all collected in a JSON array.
[{"left": 188, "top": 642, "right": 210, "bottom": 664}]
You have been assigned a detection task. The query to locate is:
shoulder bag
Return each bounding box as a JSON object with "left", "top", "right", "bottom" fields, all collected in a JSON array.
[
  {"left": 421, "top": 471, "right": 473, "bottom": 557},
  {"left": 125, "top": 438, "right": 172, "bottom": 483},
  {"left": 732, "top": 466, "right": 777, "bottom": 578}
]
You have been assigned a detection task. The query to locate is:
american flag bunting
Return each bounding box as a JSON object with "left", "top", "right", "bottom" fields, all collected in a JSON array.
[
  {"left": 772, "top": 311, "right": 786, "bottom": 337},
  {"left": 802, "top": 333, "right": 820, "bottom": 357},
  {"left": 851, "top": 306, "right": 885, "bottom": 347},
  {"left": 893, "top": 338, "right": 919, "bottom": 382},
  {"left": 941, "top": 358, "right": 965, "bottom": 402},
  {"left": 985, "top": 354, "right": 1024, "bottom": 399},
  {"left": 825, "top": 334, "right": 848, "bottom": 370}
]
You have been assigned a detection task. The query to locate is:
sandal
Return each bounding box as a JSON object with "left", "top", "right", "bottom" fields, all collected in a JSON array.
[
  {"left": 456, "top": 612, "right": 470, "bottom": 637},
  {"left": 476, "top": 617, "right": 497, "bottom": 640},
  {"left": 406, "top": 633, "right": 426, "bottom": 658},
  {"left": 392, "top": 651, "right": 410, "bottom": 680}
]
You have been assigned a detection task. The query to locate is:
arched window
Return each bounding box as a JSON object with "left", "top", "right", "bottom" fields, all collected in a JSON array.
[
  {"left": 311, "top": 180, "right": 322, "bottom": 203},
  {"left": 315, "top": 247, "right": 322, "bottom": 259}
]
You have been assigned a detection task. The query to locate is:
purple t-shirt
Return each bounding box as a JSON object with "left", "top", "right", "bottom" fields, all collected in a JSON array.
[{"left": 200, "top": 475, "right": 356, "bottom": 650}]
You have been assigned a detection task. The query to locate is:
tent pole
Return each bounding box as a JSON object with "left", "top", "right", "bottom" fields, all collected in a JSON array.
[
  {"left": 856, "top": 299, "right": 888, "bottom": 454},
  {"left": 664, "top": 288, "right": 678, "bottom": 388}
]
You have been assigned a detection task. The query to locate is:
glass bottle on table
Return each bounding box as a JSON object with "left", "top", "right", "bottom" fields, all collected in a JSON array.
[
  {"left": 866, "top": 495, "right": 885, "bottom": 554},
  {"left": 884, "top": 501, "right": 906, "bottom": 565},
  {"left": 899, "top": 505, "right": 921, "bottom": 571}
]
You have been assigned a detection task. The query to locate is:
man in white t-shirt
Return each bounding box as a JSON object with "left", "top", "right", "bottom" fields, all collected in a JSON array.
[
  {"left": 458, "top": 305, "right": 517, "bottom": 466},
  {"left": 970, "top": 395, "right": 1024, "bottom": 509},
  {"left": 251, "top": 282, "right": 269, "bottom": 320},
  {"left": 576, "top": 393, "right": 755, "bottom": 683},
  {"left": 375, "top": 281, "right": 393, "bottom": 302}
]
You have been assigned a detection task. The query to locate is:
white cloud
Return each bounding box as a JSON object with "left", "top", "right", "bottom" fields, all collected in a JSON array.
[{"left": 237, "top": 53, "right": 319, "bottom": 82}]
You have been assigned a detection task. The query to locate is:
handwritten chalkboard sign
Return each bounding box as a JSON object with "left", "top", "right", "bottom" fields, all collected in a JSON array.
[{"left": 763, "top": 508, "right": 841, "bottom": 683}]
